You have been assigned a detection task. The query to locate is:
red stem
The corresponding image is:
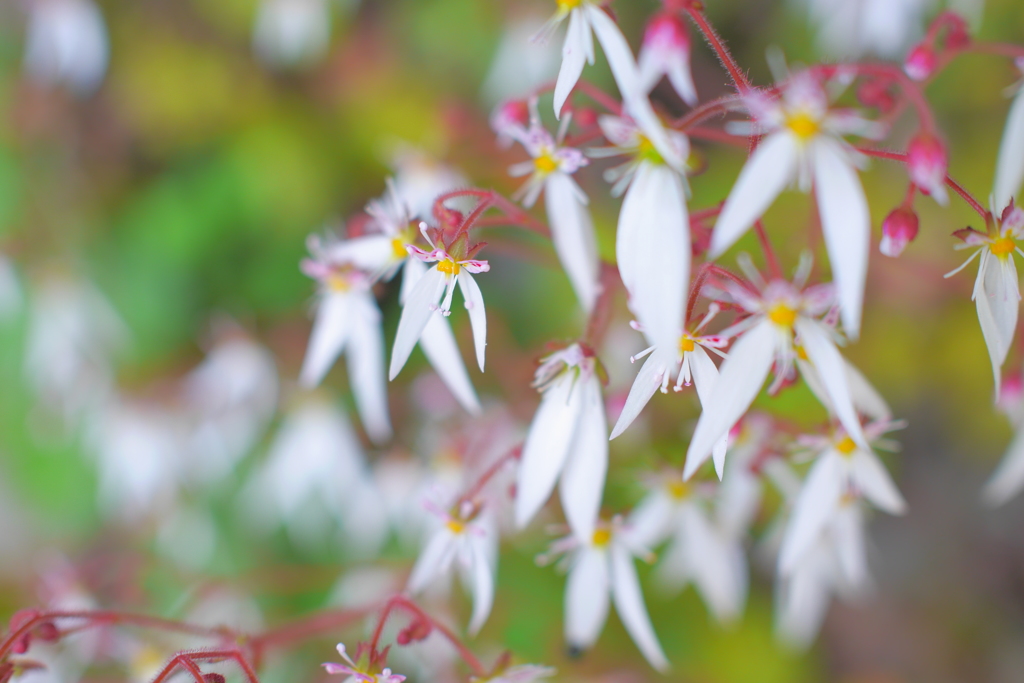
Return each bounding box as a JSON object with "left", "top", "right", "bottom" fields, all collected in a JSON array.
[
  {"left": 458, "top": 445, "right": 523, "bottom": 506},
  {"left": 686, "top": 263, "right": 712, "bottom": 324},
  {"left": 813, "top": 62, "right": 937, "bottom": 133},
  {"left": 671, "top": 94, "right": 743, "bottom": 131},
  {"left": 582, "top": 262, "right": 622, "bottom": 349},
  {"left": 966, "top": 42, "right": 1024, "bottom": 59},
  {"left": 753, "top": 220, "right": 783, "bottom": 279},
  {"left": 367, "top": 596, "right": 486, "bottom": 677},
  {"left": 683, "top": 4, "right": 751, "bottom": 93}
]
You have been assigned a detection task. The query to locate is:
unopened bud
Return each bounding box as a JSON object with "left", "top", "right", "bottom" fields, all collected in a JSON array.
[
  {"left": 8, "top": 609, "right": 40, "bottom": 654},
  {"left": 907, "top": 132, "right": 948, "bottom": 204},
  {"left": 941, "top": 13, "right": 971, "bottom": 50},
  {"left": 490, "top": 99, "right": 529, "bottom": 134},
  {"left": 203, "top": 674, "right": 226, "bottom": 683},
  {"left": 396, "top": 618, "right": 432, "bottom": 645},
  {"left": 639, "top": 12, "right": 696, "bottom": 105},
  {"left": 643, "top": 12, "right": 690, "bottom": 55},
  {"left": 880, "top": 206, "right": 920, "bottom": 257},
  {"left": 904, "top": 44, "right": 937, "bottom": 81},
  {"left": 35, "top": 622, "right": 59, "bottom": 642},
  {"left": 574, "top": 107, "right": 598, "bottom": 129},
  {"left": 856, "top": 80, "right": 895, "bottom": 112}
]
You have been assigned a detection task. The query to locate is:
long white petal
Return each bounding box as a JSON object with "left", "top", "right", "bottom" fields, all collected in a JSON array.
[
  {"left": 553, "top": 9, "right": 589, "bottom": 119},
  {"left": 995, "top": 87, "right": 1024, "bottom": 211},
  {"left": 710, "top": 133, "right": 798, "bottom": 258},
  {"left": 389, "top": 267, "right": 446, "bottom": 380},
  {"left": 565, "top": 547, "right": 611, "bottom": 649},
  {"left": 778, "top": 452, "right": 844, "bottom": 575},
  {"left": 976, "top": 252, "right": 1019, "bottom": 397},
  {"left": 610, "top": 543, "right": 670, "bottom": 672},
  {"left": 796, "top": 318, "right": 869, "bottom": 451},
  {"left": 419, "top": 315, "right": 481, "bottom": 415},
  {"left": 324, "top": 235, "right": 395, "bottom": 272},
  {"left": 777, "top": 550, "right": 832, "bottom": 649},
  {"left": 983, "top": 423, "right": 1024, "bottom": 506},
  {"left": 559, "top": 376, "right": 608, "bottom": 541},
  {"left": 625, "top": 490, "right": 673, "bottom": 549},
  {"left": 616, "top": 162, "right": 655, "bottom": 296},
  {"left": 299, "top": 291, "right": 352, "bottom": 388},
  {"left": 833, "top": 502, "right": 868, "bottom": 587},
  {"left": 545, "top": 173, "right": 599, "bottom": 313},
  {"left": 684, "top": 320, "right": 776, "bottom": 480},
  {"left": 458, "top": 272, "right": 487, "bottom": 372},
  {"left": 683, "top": 506, "right": 745, "bottom": 622},
  {"left": 609, "top": 350, "right": 667, "bottom": 440},
  {"left": 467, "top": 531, "right": 495, "bottom": 635},
  {"left": 515, "top": 373, "right": 584, "bottom": 529},
  {"left": 813, "top": 139, "right": 870, "bottom": 338},
  {"left": 850, "top": 449, "right": 906, "bottom": 514},
  {"left": 689, "top": 345, "right": 729, "bottom": 479},
  {"left": 408, "top": 529, "right": 457, "bottom": 593},
  {"left": 845, "top": 359, "right": 891, "bottom": 421},
  {"left": 346, "top": 293, "right": 392, "bottom": 444}
]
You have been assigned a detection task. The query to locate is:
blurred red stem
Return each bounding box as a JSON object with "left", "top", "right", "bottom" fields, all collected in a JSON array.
[
  {"left": 458, "top": 445, "right": 523, "bottom": 506},
  {"left": 367, "top": 596, "right": 486, "bottom": 677},
  {"left": 682, "top": 3, "right": 751, "bottom": 93},
  {"left": 753, "top": 220, "right": 782, "bottom": 279}
]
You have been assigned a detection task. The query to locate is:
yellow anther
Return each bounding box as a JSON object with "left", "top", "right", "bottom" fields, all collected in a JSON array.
[
  {"left": 592, "top": 528, "right": 611, "bottom": 547},
  {"left": 991, "top": 236, "right": 1016, "bottom": 257},
  {"left": 835, "top": 436, "right": 857, "bottom": 455},
  {"left": 679, "top": 336, "right": 695, "bottom": 353},
  {"left": 391, "top": 238, "right": 408, "bottom": 260},
  {"left": 446, "top": 519, "right": 465, "bottom": 534},
  {"left": 794, "top": 344, "right": 809, "bottom": 361},
  {"left": 768, "top": 303, "right": 797, "bottom": 328},
  {"left": 534, "top": 153, "right": 559, "bottom": 175},
  {"left": 437, "top": 260, "right": 461, "bottom": 275},
  {"left": 327, "top": 273, "right": 350, "bottom": 292},
  {"left": 636, "top": 135, "right": 665, "bottom": 165},
  {"left": 557, "top": 0, "right": 582, "bottom": 10},
  {"left": 786, "top": 112, "right": 820, "bottom": 141},
  {"left": 667, "top": 480, "right": 689, "bottom": 500}
]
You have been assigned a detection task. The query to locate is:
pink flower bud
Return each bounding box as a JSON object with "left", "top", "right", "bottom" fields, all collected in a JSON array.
[
  {"left": 489, "top": 99, "right": 530, "bottom": 147},
  {"left": 643, "top": 12, "right": 690, "bottom": 55},
  {"left": 907, "top": 133, "right": 948, "bottom": 202},
  {"left": 879, "top": 206, "right": 920, "bottom": 257},
  {"left": 856, "top": 80, "right": 895, "bottom": 112},
  {"left": 904, "top": 44, "right": 937, "bottom": 81}
]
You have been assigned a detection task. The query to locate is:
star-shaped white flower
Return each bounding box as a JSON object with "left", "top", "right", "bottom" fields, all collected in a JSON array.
[
  {"left": 710, "top": 71, "right": 882, "bottom": 338},
  {"left": 323, "top": 643, "right": 406, "bottom": 683}
]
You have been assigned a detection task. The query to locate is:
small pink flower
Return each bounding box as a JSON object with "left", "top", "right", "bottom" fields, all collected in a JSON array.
[
  {"left": 907, "top": 132, "right": 948, "bottom": 204},
  {"left": 879, "top": 206, "right": 920, "bottom": 257}
]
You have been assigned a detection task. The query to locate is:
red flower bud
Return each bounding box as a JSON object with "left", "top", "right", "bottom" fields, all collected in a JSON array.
[
  {"left": 907, "top": 132, "right": 948, "bottom": 201},
  {"left": 904, "top": 44, "right": 937, "bottom": 81},
  {"left": 856, "top": 80, "right": 896, "bottom": 112},
  {"left": 880, "top": 207, "right": 920, "bottom": 257}
]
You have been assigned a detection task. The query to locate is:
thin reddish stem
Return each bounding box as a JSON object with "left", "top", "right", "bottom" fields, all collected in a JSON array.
[
  {"left": 573, "top": 80, "right": 623, "bottom": 115},
  {"left": 706, "top": 264, "right": 758, "bottom": 294},
  {"left": 965, "top": 42, "right": 1024, "bottom": 59},
  {"left": 687, "top": 126, "right": 749, "bottom": 147},
  {"left": 367, "top": 597, "right": 486, "bottom": 677},
  {"left": 753, "top": 220, "right": 783, "bottom": 279},
  {"left": 249, "top": 605, "right": 376, "bottom": 663},
  {"left": 582, "top": 262, "right": 621, "bottom": 349},
  {"left": 458, "top": 445, "right": 522, "bottom": 506},
  {"left": 814, "top": 62, "right": 937, "bottom": 133},
  {"left": 686, "top": 263, "right": 712, "bottom": 324},
  {"left": 150, "top": 654, "right": 207, "bottom": 683},
  {"left": 671, "top": 94, "right": 742, "bottom": 130},
  {"left": 683, "top": 4, "right": 751, "bottom": 93}
]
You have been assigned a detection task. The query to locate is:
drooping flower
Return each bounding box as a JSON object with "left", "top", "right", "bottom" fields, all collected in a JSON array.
[
  {"left": 993, "top": 60, "right": 1024, "bottom": 211},
  {"left": 23, "top": 0, "right": 109, "bottom": 94},
  {"left": 637, "top": 11, "right": 697, "bottom": 105},
  {"left": 711, "top": 70, "right": 882, "bottom": 338},
  {"left": 684, "top": 256, "right": 871, "bottom": 479},
  {"left": 946, "top": 202, "right": 1024, "bottom": 397},
  {"left": 299, "top": 237, "right": 392, "bottom": 444},
  {"left": 323, "top": 643, "right": 406, "bottom": 683},
  {"left": 407, "top": 500, "right": 497, "bottom": 635},
  {"left": 541, "top": 520, "right": 669, "bottom": 671},
  {"left": 515, "top": 343, "right": 607, "bottom": 541},
  {"left": 627, "top": 473, "right": 748, "bottom": 623},
  {"left": 777, "top": 421, "right": 906, "bottom": 576},
  {"left": 507, "top": 109, "right": 599, "bottom": 312}
]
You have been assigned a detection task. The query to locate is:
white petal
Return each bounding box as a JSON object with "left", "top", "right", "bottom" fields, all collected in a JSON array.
[
  {"left": 565, "top": 547, "right": 611, "bottom": 649},
  {"left": 832, "top": 502, "right": 868, "bottom": 586},
  {"left": 813, "top": 139, "right": 870, "bottom": 338},
  {"left": 610, "top": 543, "right": 670, "bottom": 672},
  {"left": 995, "top": 87, "right": 1024, "bottom": 211},
  {"left": 553, "top": 10, "right": 589, "bottom": 119},
  {"left": 419, "top": 314, "right": 481, "bottom": 415},
  {"left": 845, "top": 359, "right": 891, "bottom": 421},
  {"left": 983, "top": 424, "right": 1024, "bottom": 506},
  {"left": 467, "top": 531, "right": 495, "bottom": 635},
  {"left": 795, "top": 318, "right": 869, "bottom": 451},
  {"left": 710, "top": 133, "right": 798, "bottom": 258},
  {"left": 778, "top": 452, "right": 844, "bottom": 575},
  {"left": 667, "top": 58, "right": 697, "bottom": 107},
  {"left": 616, "top": 162, "right": 655, "bottom": 296},
  {"left": 324, "top": 235, "right": 395, "bottom": 272},
  {"left": 346, "top": 293, "right": 392, "bottom": 444},
  {"left": 684, "top": 506, "right": 746, "bottom": 622},
  {"left": 625, "top": 490, "right": 673, "bottom": 549},
  {"left": 684, "top": 320, "right": 776, "bottom": 480},
  {"left": 299, "top": 291, "right": 352, "bottom": 388},
  {"left": 515, "top": 372, "right": 584, "bottom": 529},
  {"left": 777, "top": 550, "right": 831, "bottom": 649},
  {"left": 559, "top": 376, "right": 608, "bottom": 541},
  {"left": 389, "top": 267, "right": 446, "bottom": 380},
  {"left": 545, "top": 173, "right": 599, "bottom": 313},
  {"left": 609, "top": 350, "right": 667, "bottom": 440},
  {"left": 458, "top": 272, "right": 487, "bottom": 372},
  {"left": 976, "top": 252, "right": 1019, "bottom": 397},
  {"left": 850, "top": 449, "right": 906, "bottom": 514},
  {"left": 408, "top": 529, "right": 457, "bottom": 593},
  {"left": 689, "top": 345, "right": 729, "bottom": 479}
]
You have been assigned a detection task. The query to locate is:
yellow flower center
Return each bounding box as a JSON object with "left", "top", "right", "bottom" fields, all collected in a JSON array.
[
  {"left": 636, "top": 135, "right": 665, "bottom": 166},
  {"left": 768, "top": 303, "right": 797, "bottom": 328},
  {"left": 327, "top": 273, "right": 350, "bottom": 292},
  {"left": 437, "top": 259, "right": 461, "bottom": 275},
  {"left": 835, "top": 436, "right": 857, "bottom": 455},
  {"left": 391, "top": 238, "right": 408, "bottom": 260},
  {"left": 991, "top": 236, "right": 1016, "bottom": 257},
  {"left": 785, "top": 112, "right": 820, "bottom": 141},
  {"left": 679, "top": 336, "right": 695, "bottom": 353},
  {"left": 592, "top": 528, "right": 611, "bottom": 547},
  {"left": 557, "top": 0, "right": 582, "bottom": 10},
  {"left": 667, "top": 480, "right": 689, "bottom": 500},
  {"left": 446, "top": 519, "right": 465, "bottom": 534},
  {"left": 534, "top": 153, "right": 559, "bottom": 175}
]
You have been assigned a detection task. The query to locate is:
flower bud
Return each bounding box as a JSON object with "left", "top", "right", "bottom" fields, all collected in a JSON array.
[
  {"left": 904, "top": 44, "right": 937, "bottom": 81},
  {"left": 8, "top": 609, "right": 40, "bottom": 655},
  {"left": 907, "top": 132, "right": 948, "bottom": 204},
  {"left": 856, "top": 80, "right": 896, "bottom": 112},
  {"left": 638, "top": 12, "right": 696, "bottom": 105},
  {"left": 941, "top": 13, "right": 971, "bottom": 50},
  {"left": 879, "top": 207, "right": 920, "bottom": 257},
  {"left": 489, "top": 99, "right": 530, "bottom": 147},
  {"left": 643, "top": 12, "right": 690, "bottom": 57},
  {"left": 204, "top": 675, "right": 227, "bottom": 683}
]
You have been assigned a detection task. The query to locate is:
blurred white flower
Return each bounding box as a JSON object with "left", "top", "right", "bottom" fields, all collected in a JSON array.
[
  {"left": 796, "top": 0, "right": 931, "bottom": 58},
  {"left": 23, "top": 0, "right": 109, "bottom": 94},
  {"left": 253, "top": 0, "right": 331, "bottom": 68},
  {"left": 994, "top": 64, "right": 1024, "bottom": 212},
  {"left": 482, "top": 14, "right": 560, "bottom": 105}
]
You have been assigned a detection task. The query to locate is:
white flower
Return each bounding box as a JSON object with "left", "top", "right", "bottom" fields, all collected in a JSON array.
[
  {"left": 472, "top": 664, "right": 556, "bottom": 683},
  {"left": 299, "top": 239, "right": 392, "bottom": 444},
  {"left": 508, "top": 115, "right": 598, "bottom": 313},
  {"left": 541, "top": 520, "right": 669, "bottom": 671},
  {"left": 995, "top": 70, "right": 1024, "bottom": 212},
  {"left": 407, "top": 501, "right": 497, "bottom": 635},
  {"left": 515, "top": 344, "right": 607, "bottom": 541},
  {"left": 777, "top": 422, "right": 905, "bottom": 576},
  {"left": 710, "top": 71, "right": 882, "bottom": 338},
  {"left": 715, "top": 414, "right": 775, "bottom": 538},
  {"left": 627, "top": 474, "right": 748, "bottom": 623},
  {"left": 684, "top": 260, "right": 871, "bottom": 479},
  {"left": 389, "top": 237, "right": 489, "bottom": 381},
  {"left": 23, "top": 0, "right": 109, "bottom": 94},
  {"left": 323, "top": 643, "right": 406, "bottom": 683},
  {"left": 253, "top": 0, "right": 331, "bottom": 68},
  {"left": 945, "top": 204, "right": 1024, "bottom": 398},
  {"left": 481, "top": 15, "right": 561, "bottom": 105},
  {"left": 776, "top": 496, "right": 869, "bottom": 649},
  {"left": 797, "top": 0, "right": 930, "bottom": 59}
]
